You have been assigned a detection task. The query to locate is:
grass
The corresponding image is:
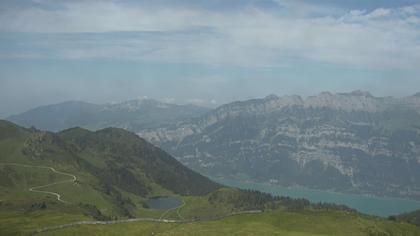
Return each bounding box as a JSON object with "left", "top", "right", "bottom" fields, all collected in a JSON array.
[
  {"left": 0, "top": 209, "right": 91, "bottom": 236},
  {"left": 38, "top": 209, "right": 420, "bottom": 236},
  {"left": 176, "top": 194, "right": 231, "bottom": 220}
]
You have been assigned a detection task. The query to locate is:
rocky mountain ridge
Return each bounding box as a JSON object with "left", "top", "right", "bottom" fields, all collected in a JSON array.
[
  {"left": 213, "top": 90, "right": 420, "bottom": 115},
  {"left": 7, "top": 98, "right": 210, "bottom": 132},
  {"left": 139, "top": 91, "right": 420, "bottom": 200}
]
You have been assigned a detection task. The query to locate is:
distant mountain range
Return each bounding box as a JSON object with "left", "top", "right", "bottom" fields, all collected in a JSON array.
[
  {"left": 7, "top": 98, "right": 210, "bottom": 132},
  {"left": 139, "top": 91, "right": 420, "bottom": 200},
  {"left": 7, "top": 92, "right": 420, "bottom": 200}
]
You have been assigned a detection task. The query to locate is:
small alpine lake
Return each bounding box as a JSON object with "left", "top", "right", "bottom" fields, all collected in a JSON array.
[
  {"left": 145, "top": 196, "right": 182, "bottom": 209},
  {"left": 213, "top": 177, "right": 420, "bottom": 217}
]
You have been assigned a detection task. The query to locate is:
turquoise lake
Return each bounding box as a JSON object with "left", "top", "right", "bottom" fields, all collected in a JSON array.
[{"left": 213, "top": 178, "right": 420, "bottom": 217}]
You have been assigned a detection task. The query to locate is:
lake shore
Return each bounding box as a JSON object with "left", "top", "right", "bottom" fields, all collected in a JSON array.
[{"left": 212, "top": 177, "right": 420, "bottom": 217}]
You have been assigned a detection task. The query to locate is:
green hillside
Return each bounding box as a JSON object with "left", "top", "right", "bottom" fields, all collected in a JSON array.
[{"left": 0, "top": 120, "right": 419, "bottom": 235}]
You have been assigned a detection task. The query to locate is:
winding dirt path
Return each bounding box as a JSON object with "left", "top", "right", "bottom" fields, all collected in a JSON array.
[
  {"left": 33, "top": 210, "right": 263, "bottom": 235},
  {"left": 0, "top": 162, "right": 77, "bottom": 203},
  {"left": 1, "top": 162, "right": 263, "bottom": 235}
]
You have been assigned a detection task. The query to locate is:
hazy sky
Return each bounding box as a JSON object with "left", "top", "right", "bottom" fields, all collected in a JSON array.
[{"left": 1, "top": 0, "right": 420, "bottom": 117}]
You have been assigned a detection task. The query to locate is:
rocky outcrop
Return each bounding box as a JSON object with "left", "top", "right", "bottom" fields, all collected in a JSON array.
[{"left": 139, "top": 91, "right": 420, "bottom": 200}]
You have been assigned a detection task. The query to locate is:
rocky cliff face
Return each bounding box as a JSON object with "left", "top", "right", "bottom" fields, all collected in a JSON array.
[{"left": 139, "top": 91, "right": 420, "bottom": 200}]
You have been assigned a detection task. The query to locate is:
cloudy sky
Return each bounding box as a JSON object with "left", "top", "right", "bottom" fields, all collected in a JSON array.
[{"left": 1, "top": 0, "right": 420, "bottom": 117}]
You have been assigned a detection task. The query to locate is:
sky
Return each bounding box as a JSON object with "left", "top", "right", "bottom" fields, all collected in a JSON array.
[{"left": 0, "top": 0, "right": 420, "bottom": 117}]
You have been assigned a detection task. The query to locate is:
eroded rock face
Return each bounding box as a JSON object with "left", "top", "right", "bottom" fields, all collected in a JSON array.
[{"left": 139, "top": 91, "right": 420, "bottom": 200}]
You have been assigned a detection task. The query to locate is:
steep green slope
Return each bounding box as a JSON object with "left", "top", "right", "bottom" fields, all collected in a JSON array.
[{"left": 58, "top": 127, "right": 218, "bottom": 196}]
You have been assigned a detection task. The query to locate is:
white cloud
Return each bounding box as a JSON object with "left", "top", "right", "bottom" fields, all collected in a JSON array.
[{"left": 1, "top": 1, "right": 419, "bottom": 69}]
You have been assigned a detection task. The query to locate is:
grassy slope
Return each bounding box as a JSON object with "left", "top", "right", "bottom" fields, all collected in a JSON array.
[{"left": 40, "top": 209, "right": 420, "bottom": 236}]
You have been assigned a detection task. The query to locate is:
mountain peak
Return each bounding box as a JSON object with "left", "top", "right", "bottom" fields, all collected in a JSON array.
[
  {"left": 319, "top": 91, "right": 333, "bottom": 96},
  {"left": 304, "top": 90, "right": 382, "bottom": 112},
  {"left": 264, "top": 94, "right": 279, "bottom": 100}
]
